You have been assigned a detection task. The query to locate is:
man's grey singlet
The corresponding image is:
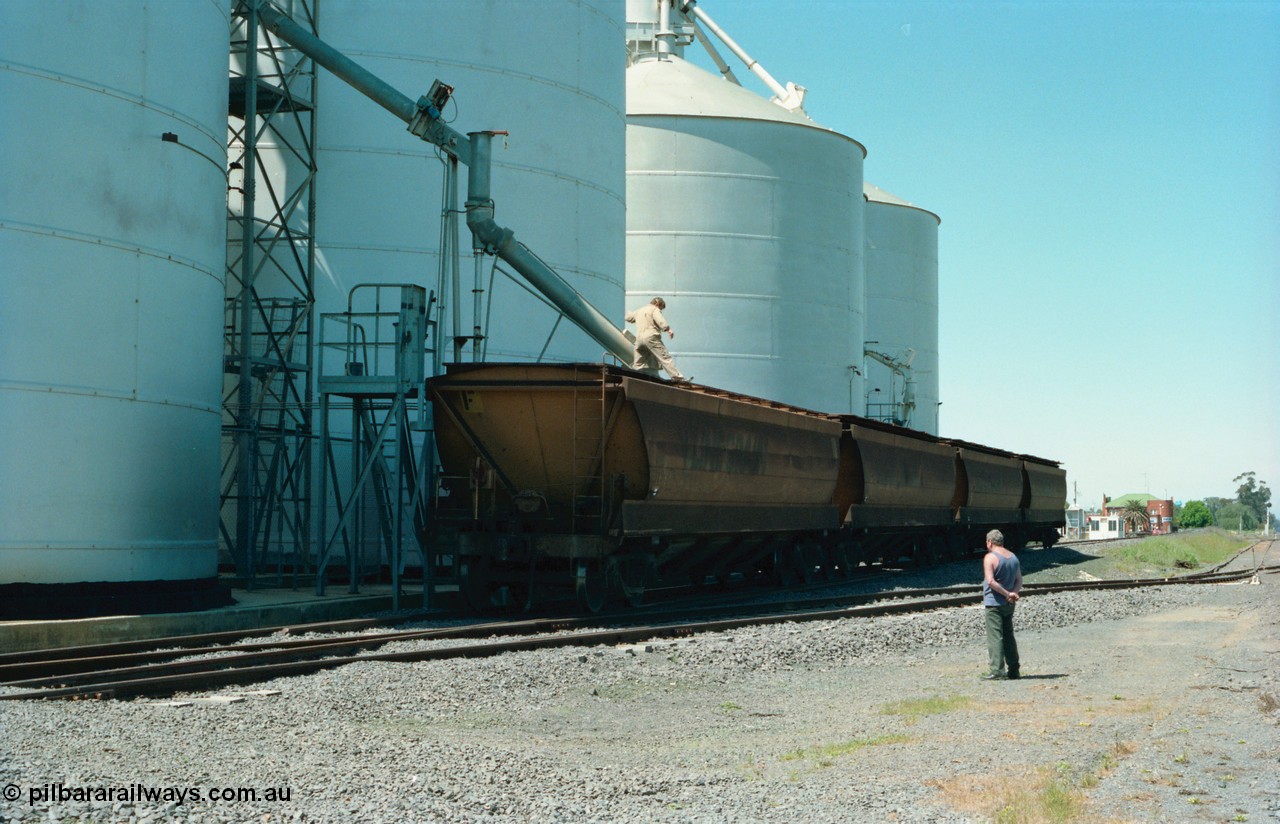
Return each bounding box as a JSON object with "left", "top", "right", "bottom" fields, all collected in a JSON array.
[{"left": 983, "top": 552, "right": 1020, "bottom": 607}]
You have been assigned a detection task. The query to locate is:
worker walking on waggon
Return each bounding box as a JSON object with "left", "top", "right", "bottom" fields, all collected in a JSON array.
[{"left": 625, "top": 297, "right": 689, "bottom": 382}]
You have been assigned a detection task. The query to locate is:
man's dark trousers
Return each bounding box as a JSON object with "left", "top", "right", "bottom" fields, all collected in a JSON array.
[{"left": 986, "top": 604, "right": 1019, "bottom": 676}]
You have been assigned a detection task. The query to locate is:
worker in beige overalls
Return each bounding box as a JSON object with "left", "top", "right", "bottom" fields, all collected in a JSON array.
[{"left": 624, "top": 297, "right": 689, "bottom": 382}]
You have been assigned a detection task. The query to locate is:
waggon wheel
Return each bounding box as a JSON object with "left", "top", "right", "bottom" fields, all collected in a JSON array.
[
  {"left": 825, "top": 545, "right": 846, "bottom": 580},
  {"left": 924, "top": 536, "right": 944, "bottom": 566},
  {"left": 836, "top": 544, "right": 857, "bottom": 578},
  {"left": 796, "top": 545, "right": 817, "bottom": 584},
  {"left": 609, "top": 555, "right": 651, "bottom": 609},
  {"left": 773, "top": 546, "right": 802, "bottom": 587},
  {"left": 799, "top": 542, "right": 824, "bottom": 582},
  {"left": 459, "top": 554, "right": 492, "bottom": 613},
  {"left": 912, "top": 538, "right": 936, "bottom": 567},
  {"left": 843, "top": 541, "right": 865, "bottom": 574},
  {"left": 575, "top": 560, "right": 606, "bottom": 614}
]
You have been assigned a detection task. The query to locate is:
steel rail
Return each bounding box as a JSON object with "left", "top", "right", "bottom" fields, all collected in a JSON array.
[
  {"left": 0, "top": 614, "right": 582, "bottom": 685},
  {"left": 7, "top": 533, "right": 1248, "bottom": 675},
  {"left": 0, "top": 566, "right": 892, "bottom": 683},
  {"left": 3, "top": 541, "right": 1269, "bottom": 686},
  {"left": 0, "top": 561, "right": 1221, "bottom": 686},
  {"left": 0, "top": 593, "right": 1012, "bottom": 701},
  {"left": 0, "top": 607, "right": 449, "bottom": 666},
  {"left": 3, "top": 563, "right": 1274, "bottom": 702},
  {"left": 0, "top": 564, "right": 898, "bottom": 684}
]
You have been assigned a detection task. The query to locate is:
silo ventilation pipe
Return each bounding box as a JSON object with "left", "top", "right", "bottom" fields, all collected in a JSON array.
[{"left": 656, "top": 0, "right": 674, "bottom": 55}]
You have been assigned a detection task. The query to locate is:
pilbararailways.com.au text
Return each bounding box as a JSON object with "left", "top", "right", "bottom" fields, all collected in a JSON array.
[{"left": 7, "top": 782, "right": 292, "bottom": 806}]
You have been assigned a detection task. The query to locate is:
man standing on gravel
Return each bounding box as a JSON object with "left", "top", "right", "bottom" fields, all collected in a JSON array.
[{"left": 981, "top": 529, "right": 1022, "bottom": 680}]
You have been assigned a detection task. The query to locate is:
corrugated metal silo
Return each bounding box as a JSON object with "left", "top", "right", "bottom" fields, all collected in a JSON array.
[
  {"left": 863, "top": 182, "right": 940, "bottom": 434},
  {"left": 626, "top": 53, "right": 866, "bottom": 413},
  {"left": 0, "top": 1, "right": 231, "bottom": 613},
  {"left": 309, "top": 0, "right": 627, "bottom": 361}
]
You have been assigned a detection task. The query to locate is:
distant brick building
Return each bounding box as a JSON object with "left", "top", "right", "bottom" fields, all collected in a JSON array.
[
  {"left": 1101, "top": 493, "right": 1176, "bottom": 535},
  {"left": 1146, "top": 498, "right": 1175, "bottom": 534}
]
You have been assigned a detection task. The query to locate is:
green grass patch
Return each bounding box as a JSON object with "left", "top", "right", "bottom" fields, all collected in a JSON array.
[
  {"left": 1106, "top": 528, "right": 1249, "bottom": 574},
  {"left": 973, "top": 745, "right": 1140, "bottom": 822},
  {"left": 941, "top": 744, "right": 1139, "bottom": 821},
  {"left": 779, "top": 734, "right": 909, "bottom": 766},
  {"left": 881, "top": 693, "right": 974, "bottom": 724},
  {"left": 992, "top": 765, "right": 1083, "bottom": 824}
]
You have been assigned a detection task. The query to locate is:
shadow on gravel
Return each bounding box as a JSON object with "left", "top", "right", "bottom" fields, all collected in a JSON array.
[
  {"left": 885, "top": 545, "right": 1105, "bottom": 589},
  {"left": 1012, "top": 674, "right": 1068, "bottom": 681},
  {"left": 1019, "top": 545, "right": 1103, "bottom": 575}
]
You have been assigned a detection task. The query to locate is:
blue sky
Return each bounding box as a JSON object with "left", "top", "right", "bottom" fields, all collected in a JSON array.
[{"left": 681, "top": 0, "right": 1279, "bottom": 512}]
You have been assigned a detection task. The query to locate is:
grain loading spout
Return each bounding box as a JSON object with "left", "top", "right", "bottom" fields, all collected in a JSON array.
[
  {"left": 864, "top": 347, "right": 918, "bottom": 428},
  {"left": 680, "top": 1, "right": 807, "bottom": 113},
  {"left": 254, "top": 2, "right": 635, "bottom": 363}
]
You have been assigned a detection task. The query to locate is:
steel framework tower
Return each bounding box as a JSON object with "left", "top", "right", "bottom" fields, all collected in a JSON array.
[{"left": 223, "top": 0, "right": 319, "bottom": 585}]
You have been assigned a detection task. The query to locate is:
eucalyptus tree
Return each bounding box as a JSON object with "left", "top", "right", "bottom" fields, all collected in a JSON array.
[{"left": 1233, "top": 472, "right": 1272, "bottom": 522}]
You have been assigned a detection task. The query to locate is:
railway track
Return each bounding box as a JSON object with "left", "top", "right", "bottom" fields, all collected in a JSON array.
[
  {"left": 0, "top": 564, "right": 898, "bottom": 681},
  {"left": 3, "top": 542, "right": 1273, "bottom": 702}
]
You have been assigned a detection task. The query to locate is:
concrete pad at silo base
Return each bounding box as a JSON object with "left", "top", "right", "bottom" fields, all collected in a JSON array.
[{"left": 0, "top": 581, "right": 429, "bottom": 654}]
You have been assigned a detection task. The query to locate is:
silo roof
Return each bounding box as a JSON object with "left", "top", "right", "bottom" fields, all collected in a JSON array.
[
  {"left": 864, "top": 181, "right": 941, "bottom": 225},
  {"left": 627, "top": 55, "right": 865, "bottom": 155}
]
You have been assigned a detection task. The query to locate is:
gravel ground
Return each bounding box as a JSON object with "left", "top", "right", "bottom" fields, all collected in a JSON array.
[{"left": 2, "top": 543, "right": 1277, "bottom": 823}]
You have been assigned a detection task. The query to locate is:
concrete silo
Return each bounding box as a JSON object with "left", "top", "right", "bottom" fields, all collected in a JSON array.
[
  {"left": 625, "top": 42, "right": 865, "bottom": 413},
  {"left": 863, "top": 182, "right": 940, "bottom": 434},
  {"left": 0, "top": 1, "right": 231, "bottom": 616}
]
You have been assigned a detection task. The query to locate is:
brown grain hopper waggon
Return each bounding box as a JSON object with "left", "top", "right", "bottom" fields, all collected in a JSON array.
[{"left": 428, "top": 363, "right": 1066, "bottom": 612}]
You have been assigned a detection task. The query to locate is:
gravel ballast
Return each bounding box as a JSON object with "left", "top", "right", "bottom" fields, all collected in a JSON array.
[{"left": 2, "top": 550, "right": 1278, "bottom": 822}]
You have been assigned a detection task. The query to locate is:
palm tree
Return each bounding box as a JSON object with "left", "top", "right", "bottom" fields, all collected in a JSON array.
[{"left": 1121, "top": 499, "right": 1149, "bottom": 536}]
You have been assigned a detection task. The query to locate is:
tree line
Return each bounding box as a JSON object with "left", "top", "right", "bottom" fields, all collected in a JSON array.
[{"left": 1178, "top": 471, "right": 1272, "bottom": 530}]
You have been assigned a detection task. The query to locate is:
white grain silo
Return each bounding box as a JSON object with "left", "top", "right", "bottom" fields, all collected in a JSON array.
[
  {"left": 0, "top": 1, "right": 231, "bottom": 615},
  {"left": 310, "top": 0, "right": 627, "bottom": 362},
  {"left": 626, "top": 51, "right": 866, "bottom": 412},
  {"left": 863, "top": 182, "right": 940, "bottom": 434}
]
